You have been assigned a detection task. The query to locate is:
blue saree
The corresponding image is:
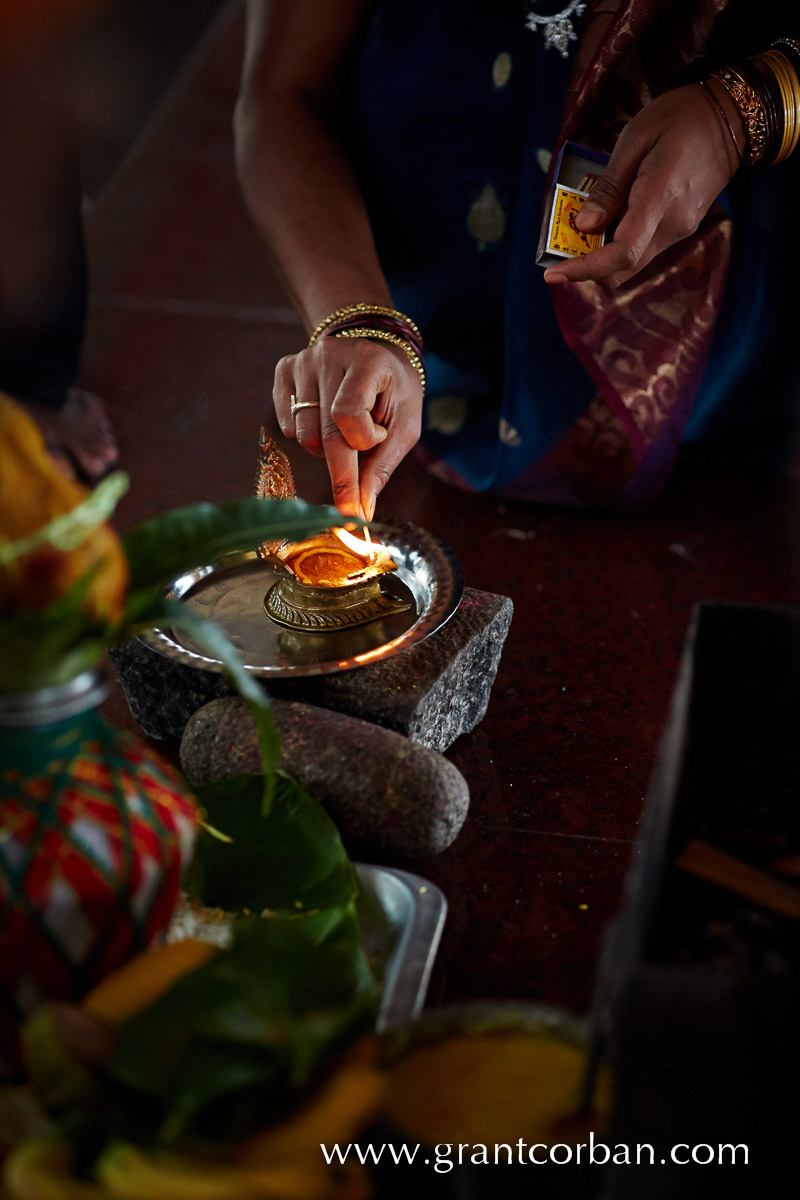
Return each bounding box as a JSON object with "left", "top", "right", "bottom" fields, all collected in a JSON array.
[{"left": 342, "top": 1, "right": 797, "bottom": 504}]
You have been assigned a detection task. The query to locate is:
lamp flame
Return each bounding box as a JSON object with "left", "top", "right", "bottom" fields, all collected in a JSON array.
[{"left": 334, "top": 524, "right": 377, "bottom": 561}]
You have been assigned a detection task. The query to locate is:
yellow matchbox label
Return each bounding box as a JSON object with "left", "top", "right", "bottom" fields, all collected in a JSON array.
[{"left": 547, "top": 185, "right": 604, "bottom": 259}]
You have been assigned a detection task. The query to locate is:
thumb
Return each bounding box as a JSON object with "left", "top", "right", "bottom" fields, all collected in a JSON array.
[{"left": 575, "top": 163, "right": 635, "bottom": 232}]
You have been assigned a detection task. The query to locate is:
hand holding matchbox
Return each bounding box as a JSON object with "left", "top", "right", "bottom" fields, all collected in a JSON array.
[{"left": 536, "top": 141, "right": 611, "bottom": 268}]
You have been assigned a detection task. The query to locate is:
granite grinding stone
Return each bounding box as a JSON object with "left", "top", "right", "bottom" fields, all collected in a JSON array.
[{"left": 180, "top": 696, "right": 470, "bottom": 859}]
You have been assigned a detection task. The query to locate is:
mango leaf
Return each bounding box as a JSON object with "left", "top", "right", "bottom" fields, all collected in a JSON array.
[
  {"left": 107, "top": 910, "right": 377, "bottom": 1144},
  {"left": 184, "top": 771, "right": 357, "bottom": 916},
  {"left": 0, "top": 567, "right": 111, "bottom": 690},
  {"left": 0, "top": 471, "right": 129, "bottom": 565},
  {"left": 121, "top": 498, "right": 350, "bottom": 593},
  {"left": 120, "top": 597, "right": 281, "bottom": 803}
]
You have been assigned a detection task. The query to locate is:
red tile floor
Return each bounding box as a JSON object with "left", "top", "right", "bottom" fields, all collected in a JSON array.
[{"left": 87, "top": 1, "right": 800, "bottom": 1016}]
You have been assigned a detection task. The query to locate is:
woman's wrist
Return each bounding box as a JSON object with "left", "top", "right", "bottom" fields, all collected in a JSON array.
[
  {"left": 308, "top": 303, "right": 426, "bottom": 396},
  {"left": 698, "top": 77, "right": 745, "bottom": 171},
  {"left": 701, "top": 40, "right": 800, "bottom": 168}
]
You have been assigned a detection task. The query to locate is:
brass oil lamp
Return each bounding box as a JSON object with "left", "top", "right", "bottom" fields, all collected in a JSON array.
[{"left": 254, "top": 429, "right": 412, "bottom": 633}]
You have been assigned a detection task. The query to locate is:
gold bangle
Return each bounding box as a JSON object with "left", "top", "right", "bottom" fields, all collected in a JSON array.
[
  {"left": 756, "top": 49, "right": 800, "bottom": 162},
  {"left": 769, "top": 50, "right": 800, "bottom": 162},
  {"left": 698, "top": 79, "right": 743, "bottom": 165},
  {"left": 308, "top": 303, "right": 423, "bottom": 348},
  {"left": 332, "top": 326, "right": 426, "bottom": 395},
  {"left": 710, "top": 67, "right": 768, "bottom": 165},
  {"left": 771, "top": 39, "right": 800, "bottom": 163}
]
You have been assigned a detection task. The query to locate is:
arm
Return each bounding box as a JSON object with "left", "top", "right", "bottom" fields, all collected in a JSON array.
[{"left": 234, "top": 0, "right": 423, "bottom": 519}]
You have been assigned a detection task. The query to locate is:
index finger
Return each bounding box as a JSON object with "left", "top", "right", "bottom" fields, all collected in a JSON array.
[{"left": 320, "top": 413, "right": 363, "bottom": 517}]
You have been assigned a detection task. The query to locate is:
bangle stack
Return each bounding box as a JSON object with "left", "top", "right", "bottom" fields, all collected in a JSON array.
[
  {"left": 754, "top": 47, "right": 800, "bottom": 163},
  {"left": 698, "top": 79, "right": 743, "bottom": 165},
  {"left": 308, "top": 302, "right": 426, "bottom": 395},
  {"left": 703, "top": 39, "right": 800, "bottom": 168},
  {"left": 707, "top": 66, "right": 768, "bottom": 166}
]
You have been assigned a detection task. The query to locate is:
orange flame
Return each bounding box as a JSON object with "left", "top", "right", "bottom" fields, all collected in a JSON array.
[{"left": 333, "top": 525, "right": 377, "bottom": 561}]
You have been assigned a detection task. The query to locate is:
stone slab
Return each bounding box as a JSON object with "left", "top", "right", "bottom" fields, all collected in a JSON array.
[{"left": 110, "top": 587, "right": 513, "bottom": 751}]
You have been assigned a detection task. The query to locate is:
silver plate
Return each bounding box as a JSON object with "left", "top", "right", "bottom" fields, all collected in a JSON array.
[
  {"left": 355, "top": 864, "right": 447, "bottom": 1031},
  {"left": 140, "top": 522, "right": 463, "bottom": 677}
]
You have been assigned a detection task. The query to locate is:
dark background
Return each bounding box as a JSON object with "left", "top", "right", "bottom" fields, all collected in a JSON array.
[{"left": 74, "top": 0, "right": 227, "bottom": 199}]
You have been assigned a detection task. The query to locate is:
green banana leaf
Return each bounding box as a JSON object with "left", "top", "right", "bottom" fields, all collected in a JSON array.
[{"left": 121, "top": 497, "right": 349, "bottom": 593}]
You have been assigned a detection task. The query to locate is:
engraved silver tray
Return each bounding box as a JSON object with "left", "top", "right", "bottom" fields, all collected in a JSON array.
[{"left": 140, "top": 521, "right": 463, "bottom": 678}]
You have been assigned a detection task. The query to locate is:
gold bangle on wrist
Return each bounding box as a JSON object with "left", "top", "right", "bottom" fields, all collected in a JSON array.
[
  {"left": 755, "top": 48, "right": 800, "bottom": 162},
  {"left": 698, "top": 79, "right": 743, "bottom": 165},
  {"left": 308, "top": 303, "right": 423, "bottom": 348},
  {"left": 332, "top": 326, "right": 426, "bottom": 395},
  {"left": 708, "top": 40, "right": 800, "bottom": 168},
  {"left": 709, "top": 67, "right": 768, "bottom": 165}
]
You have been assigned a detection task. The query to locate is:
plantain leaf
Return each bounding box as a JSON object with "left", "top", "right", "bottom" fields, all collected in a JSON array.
[{"left": 121, "top": 497, "right": 349, "bottom": 593}]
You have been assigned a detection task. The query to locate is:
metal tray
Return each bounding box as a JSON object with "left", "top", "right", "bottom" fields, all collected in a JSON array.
[
  {"left": 356, "top": 864, "right": 447, "bottom": 1031},
  {"left": 168, "top": 865, "right": 446, "bottom": 1032},
  {"left": 140, "top": 521, "right": 463, "bottom": 678}
]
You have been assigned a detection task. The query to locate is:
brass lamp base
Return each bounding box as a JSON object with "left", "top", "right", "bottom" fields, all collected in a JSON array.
[{"left": 265, "top": 573, "right": 413, "bottom": 633}]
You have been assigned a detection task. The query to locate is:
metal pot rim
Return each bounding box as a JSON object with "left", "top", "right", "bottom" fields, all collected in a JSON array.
[{"left": 0, "top": 669, "right": 109, "bottom": 727}]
